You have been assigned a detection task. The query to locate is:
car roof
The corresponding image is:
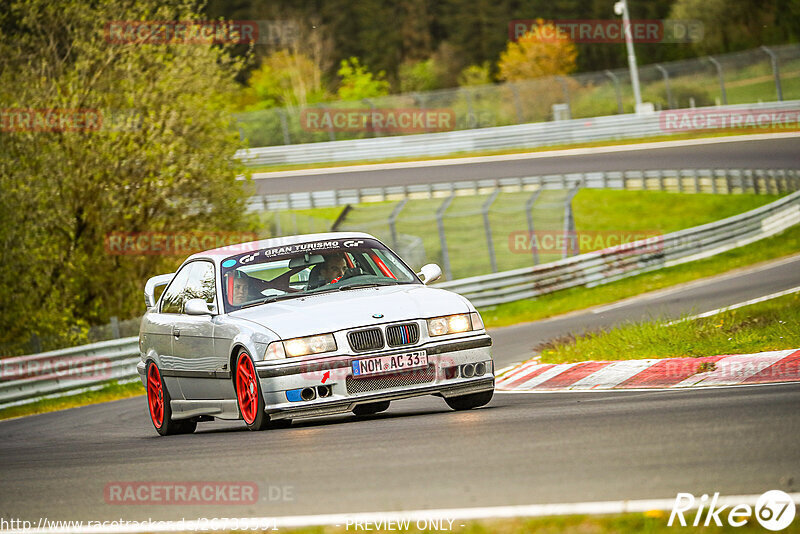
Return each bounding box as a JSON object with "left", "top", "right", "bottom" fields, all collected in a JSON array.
[{"left": 185, "top": 231, "right": 378, "bottom": 262}]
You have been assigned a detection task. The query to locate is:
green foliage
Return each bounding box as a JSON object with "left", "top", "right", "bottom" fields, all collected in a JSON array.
[
  {"left": 0, "top": 0, "right": 255, "bottom": 354},
  {"left": 336, "top": 57, "right": 391, "bottom": 101},
  {"left": 398, "top": 58, "right": 441, "bottom": 92},
  {"left": 458, "top": 62, "right": 493, "bottom": 87},
  {"left": 645, "top": 83, "right": 715, "bottom": 109},
  {"left": 243, "top": 50, "right": 327, "bottom": 110}
]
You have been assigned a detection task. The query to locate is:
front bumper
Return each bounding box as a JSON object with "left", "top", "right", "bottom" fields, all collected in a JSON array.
[{"left": 255, "top": 334, "right": 494, "bottom": 420}]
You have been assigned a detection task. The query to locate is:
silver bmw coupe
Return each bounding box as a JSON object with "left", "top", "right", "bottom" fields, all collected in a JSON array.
[{"left": 138, "top": 232, "right": 494, "bottom": 435}]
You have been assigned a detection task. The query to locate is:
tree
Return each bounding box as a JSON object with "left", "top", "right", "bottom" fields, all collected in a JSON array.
[
  {"left": 0, "top": 0, "right": 254, "bottom": 353},
  {"left": 336, "top": 57, "right": 390, "bottom": 101},
  {"left": 399, "top": 59, "right": 442, "bottom": 92},
  {"left": 458, "top": 62, "right": 493, "bottom": 86},
  {"left": 497, "top": 19, "right": 578, "bottom": 81},
  {"left": 244, "top": 50, "right": 326, "bottom": 109}
]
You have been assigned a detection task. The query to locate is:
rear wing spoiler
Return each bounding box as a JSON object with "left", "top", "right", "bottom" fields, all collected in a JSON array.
[{"left": 144, "top": 273, "right": 175, "bottom": 309}]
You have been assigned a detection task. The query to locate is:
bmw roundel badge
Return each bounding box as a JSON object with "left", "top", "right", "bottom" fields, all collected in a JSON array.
[{"left": 372, "top": 313, "right": 384, "bottom": 319}]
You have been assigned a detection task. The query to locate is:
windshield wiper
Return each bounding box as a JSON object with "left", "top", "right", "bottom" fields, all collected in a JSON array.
[
  {"left": 338, "top": 282, "right": 399, "bottom": 290},
  {"left": 240, "top": 293, "right": 304, "bottom": 308}
]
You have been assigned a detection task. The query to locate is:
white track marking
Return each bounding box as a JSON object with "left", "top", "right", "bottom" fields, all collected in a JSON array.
[
  {"left": 513, "top": 362, "right": 581, "bottom": 389},
  {"left": 675, "top": 350, "right": 795, "bottom": 387},
  {"left": 252, "top": 131, "right": 800, "bottom": 179},
  {"left": 665, "top": 284, "right": 800, "bottom": 325},
  {"left": 567, "top": 359, "right": 660, "bottom": 390},
  {"left": 9, "top": 492, "right": 800, "bottom": 533},
  {"left": 495, "top": 360, "right": 544, "bottom": 385},
  {"left": 590, "top": 253, "right": 800, "bottom": 315}
]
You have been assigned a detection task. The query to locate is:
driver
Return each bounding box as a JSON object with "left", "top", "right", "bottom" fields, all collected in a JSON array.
[
  {"left": 319, "top": 253, "right": 347, "bottom": 284},
  {"left": 307, "top": 253, "right": 348, "bottom": 290}
]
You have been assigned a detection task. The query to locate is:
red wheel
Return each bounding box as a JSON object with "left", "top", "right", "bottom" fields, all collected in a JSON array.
[
  {"left": 146, "top": 361, "right": 196, "bottom": 436},
  {"left": 147, "top": 363, "right": 164, "bottom": 427},
  {"left": 235, "top": 350, "right": 270, "bottom": 431}
]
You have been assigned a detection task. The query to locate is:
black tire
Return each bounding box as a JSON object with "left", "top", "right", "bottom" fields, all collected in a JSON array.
[
  {"left": 353, "top": 401, "right": 390, "bottom": 416},
  {"left": 444, "top": 390, "right": 493, "bottom": 411},
  {"left": 235, "top": 349, "right": 271, "bottom": 431},
  {"left": 146, "top": 361, "right": 196, "bottom": 436}
]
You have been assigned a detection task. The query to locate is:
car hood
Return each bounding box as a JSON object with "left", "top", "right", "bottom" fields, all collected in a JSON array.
[{"left": 228, "top": 284, "right": 471, "bottom": 339}]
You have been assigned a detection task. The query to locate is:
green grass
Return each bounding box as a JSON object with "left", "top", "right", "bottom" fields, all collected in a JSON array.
[
  {"left": 481, "top": 224, "right": 800, "bottom": 328},
  {"left": 337, "top": 190, "right": 781, "bottom": 278},
  {"left": 245, "top": 511, "right": 800, "bottom": 534},
  {"left": 536, "top": 292, "right": 800, "bottom": 364},
  {"left": 0, "top": 380, "right": 144, "bottom": 421}
]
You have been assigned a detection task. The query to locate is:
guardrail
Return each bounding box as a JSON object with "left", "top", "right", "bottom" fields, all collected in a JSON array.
[
  {"left": 0, "top": 337, "right": 140, "bottom": 408},
  {"left": 437, "top": 189, "right": 800, "bottom": 307},
  {"left": 3, "top": 188, "right": 799, "bottom": 409},
  {"left": 236, "top": 100, "right": 800, "bottom": 167},
  {"left": 247, "top": 168, "right": 800, "bottom": 212}
]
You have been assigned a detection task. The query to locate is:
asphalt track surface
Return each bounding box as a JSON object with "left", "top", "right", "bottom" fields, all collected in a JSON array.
[
  {"left": 252, "top": 135, "right": 800, "bottom": 195},
  {"left": 2, "top": 139, "right": 799, "bottom": 525},
  {"left": 1, "top": 255, "right": 799, "bottom": 523},
  {"left": 490, "top": 254, "right": 800, "bottom": 368}
]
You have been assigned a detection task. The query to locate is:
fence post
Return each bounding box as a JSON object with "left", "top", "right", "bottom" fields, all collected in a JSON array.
[
  {"left": 388, "top": 198, "right": 408, "bottom": 250},
  {"left": 436, "top": 194, "right": 455, "bottom": 280},
  {"left": 761, "top": 46, "right": 783, "bottom": 101},
  {"left": 110, "top": 316, "right": 120, "bottom": 339},
  {"left": 363, "top": 98, "right": 380, "bottom": 137},
  {"left": 482, "top": 189, "right": 501, "bottom": 273},
  {"left": 604, "top": 70, "right": 624, "bottom": 114},
  {"left": 707, "top": 57, "right": 727, "bottom": 105},
  {"left": 556, "top": 76, "right": 572, "bottom": 118},
  {"left": 526, "top": 189, "right": 542, "bottom": 265},
  {"left": 464, "top": 89, "right": 476, "bottom": 129},
  {"left": 711, "top": 170, "right": 719, "bottom": 194},
  {"left": 318, "top": 104, "right": 336, "bottom": 142},
  {"left": 563, "top": 185, "right": 580, "bottom": 259},
  {"left": 510, "top": 83, "right": 525, "bottom": 123},
  {"left": 276, "top": 108, "right": 292, "bottom": 145},
  {"left": 655, "top": 65, "right": 673, "bottom": 109}
]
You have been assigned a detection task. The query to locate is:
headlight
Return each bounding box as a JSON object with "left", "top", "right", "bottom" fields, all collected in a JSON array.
[
  {"left": 264, "top": 341, "right": 286, "bottom": 360},
  {"left": 270, "top": 333, "right": 337, "bottom": 358},
  {"left": 427, "top": 313, "right": 480, "bottom": 336}
]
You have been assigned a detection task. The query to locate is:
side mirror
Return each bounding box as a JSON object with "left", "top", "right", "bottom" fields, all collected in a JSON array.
[
  {"left": 185, "top": 298, "right": 215, "bottom": 316},
  {"left": 417, "top": 264, "right": 442, "bottom": 285}
]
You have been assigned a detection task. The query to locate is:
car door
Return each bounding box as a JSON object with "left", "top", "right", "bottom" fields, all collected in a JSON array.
[
  {"left": 171, "top": 261, "right": 227, "bottom": 399},
  {"left": 147, "top": 263, "right": 193, "bottom": 398}
]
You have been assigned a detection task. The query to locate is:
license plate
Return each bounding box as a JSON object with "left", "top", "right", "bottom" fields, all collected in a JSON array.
[{"left": 352, "top": 351, "right": 428, "bottom": 377}]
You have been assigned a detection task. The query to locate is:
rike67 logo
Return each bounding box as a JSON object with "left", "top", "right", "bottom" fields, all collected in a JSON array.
[{"left": 669, "top": 490, "right": 796, "bottom": 530}]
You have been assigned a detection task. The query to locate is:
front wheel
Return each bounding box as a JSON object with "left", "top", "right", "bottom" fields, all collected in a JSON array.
[
  {"left": 146, "top": 362, "right": 196, "bottom": 436},
  {"left": 444, "top": 390, "right": 493, "bottom": 411},
  {"left": 235, "top": 350, "right": 271, "bottom": 431}
]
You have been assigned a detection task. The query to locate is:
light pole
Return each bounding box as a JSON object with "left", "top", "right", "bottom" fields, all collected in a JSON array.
[{"left": 614, "top": 0, "right": 643, "bottom": 113}]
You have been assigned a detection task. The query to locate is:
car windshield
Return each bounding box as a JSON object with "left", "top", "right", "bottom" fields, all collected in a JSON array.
[{"left": 220, "top": 237, "right": 419, "bottom": 312}]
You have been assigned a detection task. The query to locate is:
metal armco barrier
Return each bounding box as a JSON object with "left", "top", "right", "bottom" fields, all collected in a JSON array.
[
  {"left": 236, "top": 100, "right": 800, "bottom": 167},
  {"left": 436, "top": 190, "right": 800, "bottom": 307},
  {"left": 0, "top": 337, "right": 141, "bottom": 408},
  {"left": 3, "top": 188, "right": 799, "bottom": 409},
  {"left": 246, "top": 168, "right": 800, "bottom": 212}
]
